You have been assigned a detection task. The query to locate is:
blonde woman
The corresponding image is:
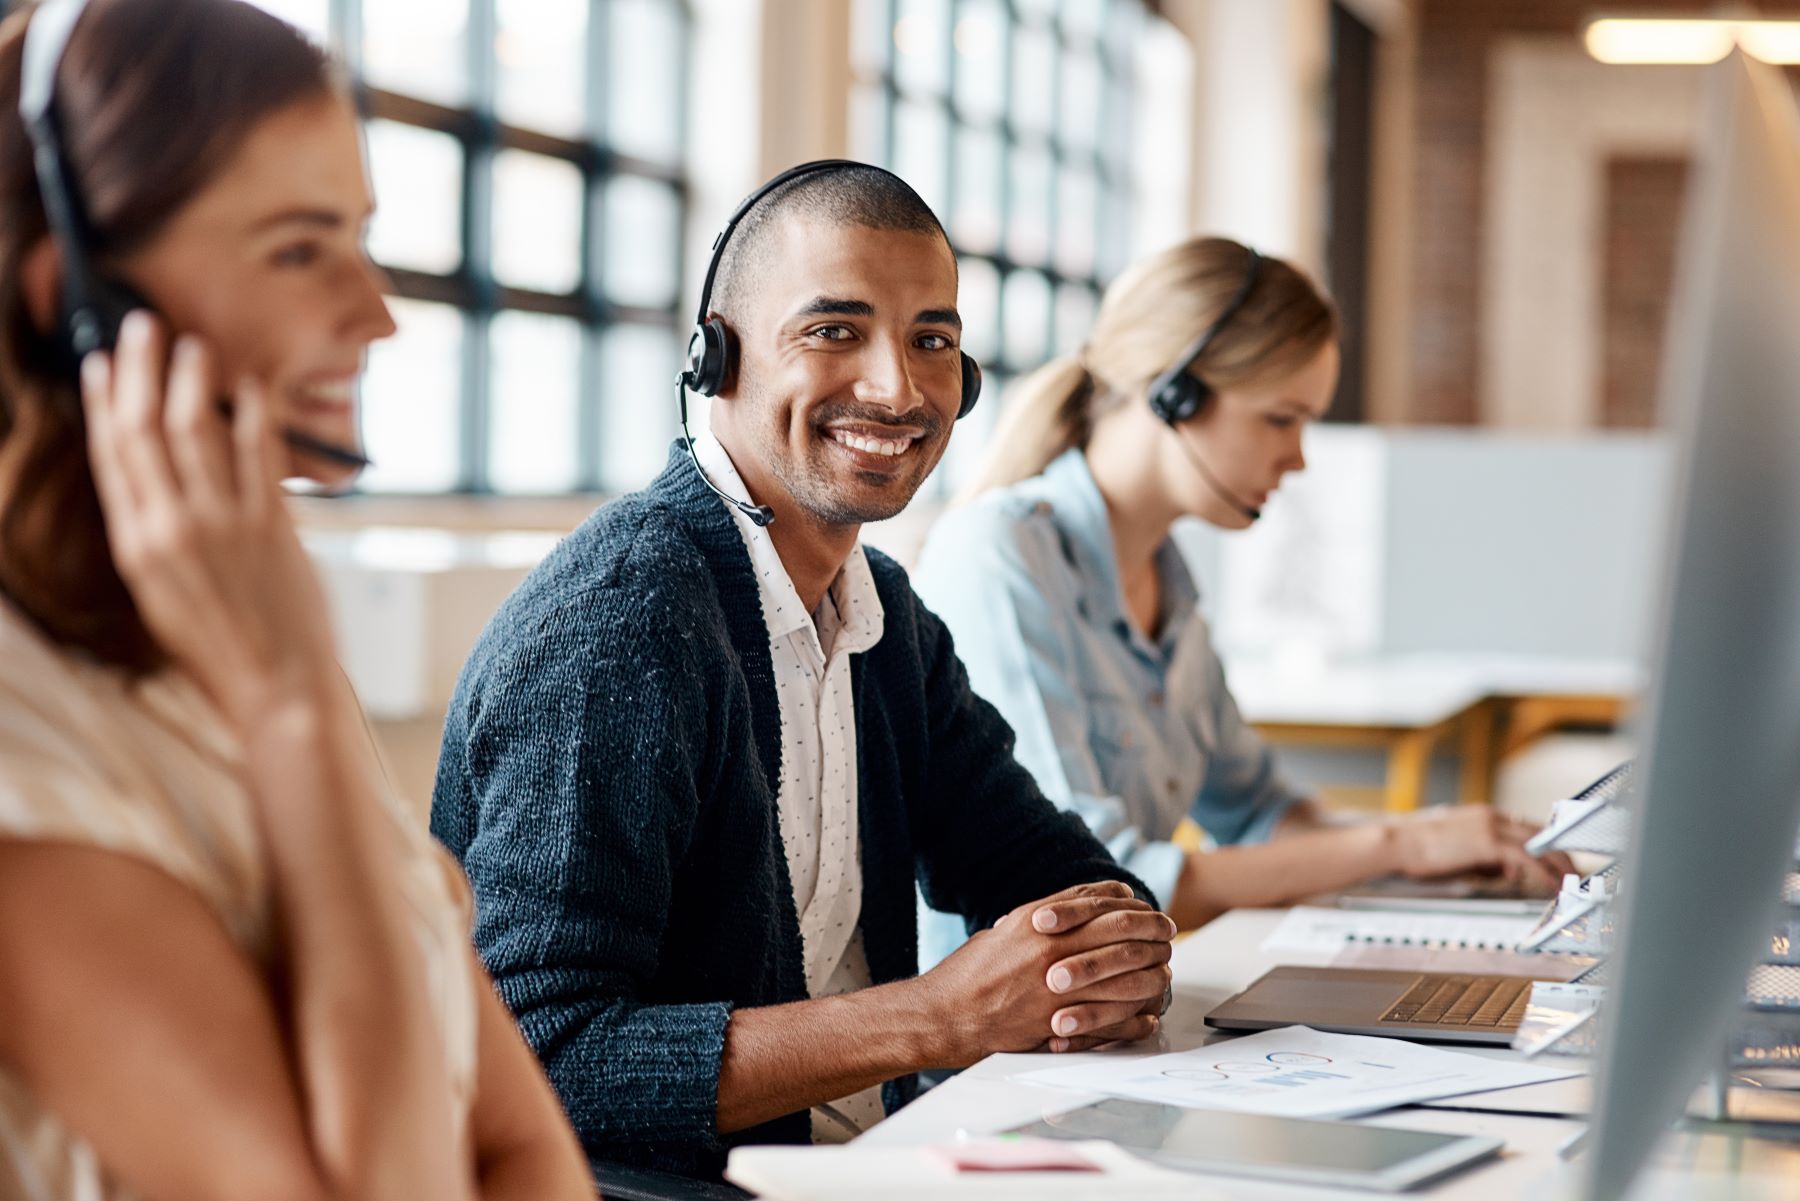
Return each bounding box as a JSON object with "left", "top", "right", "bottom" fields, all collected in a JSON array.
[
  {"left": 916, "top": 237, "right": 1572, "bottom": 962},
  {"left": 0, "top": 2, "right": 588, "bottom": 1197}
]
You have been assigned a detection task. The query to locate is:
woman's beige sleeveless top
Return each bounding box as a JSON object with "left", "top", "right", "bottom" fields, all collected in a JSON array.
[{"left": 0, "top": 598, "right": 478, "bottom": 1201}]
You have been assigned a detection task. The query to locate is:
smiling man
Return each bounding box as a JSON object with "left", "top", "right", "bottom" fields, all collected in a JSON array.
[{"left": 431, "top": 162, "right": 1176, "bottom": 1180}]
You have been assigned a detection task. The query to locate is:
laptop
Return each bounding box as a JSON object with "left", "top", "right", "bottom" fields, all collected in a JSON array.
[{"left": 1206, "top": 966, "right": 1559, "bottom": 1045}]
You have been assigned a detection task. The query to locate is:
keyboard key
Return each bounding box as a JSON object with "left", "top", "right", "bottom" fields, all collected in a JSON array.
[
  {"left": 1469, "top": 979, "right": 1529, "bottom": 1026},
  {"left": 1381, "top": 976, "right": 1440, "bottom": 1022},
  {"left": 1442, "top": 978, "right": 1500, "bottom": 1024},
  {"left": 1413, "top": 976, "right": 1473, "bottom": 1023}
]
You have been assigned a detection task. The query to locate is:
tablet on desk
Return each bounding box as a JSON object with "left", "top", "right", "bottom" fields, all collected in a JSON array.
[{"left": 1006, "top": 1098, "right": 1502, "bottom": 1192}]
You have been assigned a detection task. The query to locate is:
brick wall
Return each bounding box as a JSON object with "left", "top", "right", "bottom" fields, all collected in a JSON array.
[
  {"left": 1602, "top": 156, "right": 1690, "bottom": 430},
  {"left": 1405, "top": 0, "right": 1800, "bottom": 425}
]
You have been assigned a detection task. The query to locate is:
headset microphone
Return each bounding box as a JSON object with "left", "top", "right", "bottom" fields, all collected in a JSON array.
[
  {"left": 1170, "top": 424, "right": 1261, "bottom": 522},
  {"left": 675, "top": 375, "right": 774, "bottom": 527}
]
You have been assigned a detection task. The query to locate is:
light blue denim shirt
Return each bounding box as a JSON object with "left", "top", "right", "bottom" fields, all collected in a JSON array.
[{"left": 914, "top": 449, "right": 1304, "bottom": 966}]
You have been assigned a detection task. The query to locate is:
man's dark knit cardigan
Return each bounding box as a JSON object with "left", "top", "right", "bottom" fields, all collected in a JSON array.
[{"left": 431, "top": 443, "right": 1151, "bottom": 1178}]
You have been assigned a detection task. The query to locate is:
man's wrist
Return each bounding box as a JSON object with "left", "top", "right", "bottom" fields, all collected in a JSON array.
[{"left": 889, "top": 973, "right": 973, "bottom": 1070}]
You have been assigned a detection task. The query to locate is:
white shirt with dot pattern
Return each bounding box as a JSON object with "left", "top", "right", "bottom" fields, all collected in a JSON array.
[{"left": 694, "top": 434, "right": 886, "bottom": 1143}]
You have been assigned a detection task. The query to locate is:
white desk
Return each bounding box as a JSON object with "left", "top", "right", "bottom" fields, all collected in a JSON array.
[{"left": 847, "top": 909, "right": 1793, "bottom": 1201}]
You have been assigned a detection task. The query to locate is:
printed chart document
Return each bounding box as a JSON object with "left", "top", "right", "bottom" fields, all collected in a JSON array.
[
  {"left": 1015, "top": 1027, "right": 1582, "bottom": 1120},
  {"left": 1261, "top": 905, "right": 1544, "bottom": 957}
]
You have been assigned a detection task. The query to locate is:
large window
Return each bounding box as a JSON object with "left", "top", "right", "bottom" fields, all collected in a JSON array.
[
  {"left": 850, "top": 0, "right": 1149, "bottom": 488},
  {"left": 252, "top": 0, "right": 689, "bottom": 494}
]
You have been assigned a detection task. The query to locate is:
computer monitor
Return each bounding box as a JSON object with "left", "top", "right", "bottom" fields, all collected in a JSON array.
[{"left": 1586, "top": 50, "right": 1800, "bottom": 1201}]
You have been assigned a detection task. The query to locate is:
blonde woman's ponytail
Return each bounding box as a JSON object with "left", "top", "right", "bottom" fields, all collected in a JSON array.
[{"left": 954, "top": 352, "right": 1105, "bottom": 503}]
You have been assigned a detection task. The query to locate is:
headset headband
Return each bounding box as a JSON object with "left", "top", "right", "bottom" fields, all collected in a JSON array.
[
  {"left": 21, "top": 0, "right": 97, "bottom": 249},
  {"left": 20, "top": 0, "right": 113, "bottom": 359},
  {"left": 18, "top": 0, "right": 87, "bottom": 128},
  {"left": 692, "top": 158, "right": 887, "bottom": 328},
  {"left": 1167, "top": 247, "right": 1263, "bottom": 386}
]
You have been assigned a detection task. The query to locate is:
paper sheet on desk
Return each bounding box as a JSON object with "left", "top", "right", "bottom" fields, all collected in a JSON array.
[{"left": 1015, "top": 1027, "right": 1582, "bottom": 1120}]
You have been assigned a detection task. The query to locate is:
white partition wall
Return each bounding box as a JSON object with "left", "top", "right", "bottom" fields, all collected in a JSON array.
[
  {"left": 1187, "top": 425, "right": 1673, "bottom": 664},
  {"left": 1379, "top": 430, "right": 1671, "bottom": 659}
]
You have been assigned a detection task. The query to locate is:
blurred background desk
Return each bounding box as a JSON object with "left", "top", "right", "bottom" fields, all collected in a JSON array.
[{"left": 1227, "top": 655, "right": 1640, "bottom": 812}]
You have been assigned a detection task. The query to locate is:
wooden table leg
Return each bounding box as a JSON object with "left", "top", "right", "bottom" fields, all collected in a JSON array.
[
  {"left": 1459, "top": 699, "right": 1498, "bottom": 806},
  {"left": 1497, "top": 694, "right": 1630, "bottom": 759},
  {"left": 1385, "top": 729, "right": 1434, "bottom": 812}
]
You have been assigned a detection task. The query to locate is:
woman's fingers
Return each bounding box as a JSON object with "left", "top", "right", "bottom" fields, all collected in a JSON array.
[
  {"left": 1494, "top": 815, "right": 1576, "bottom": 885},
  {"left": 1486, "top": 812, "right": 1569, "bottom": 891},
  {"left": 163, "top": 336, "right": 235, "bottom": 514},
  {"left": 79, "top": 351, "right": 136, "bottom": 522},
  {"left": 108, "top": 311, "right": 182, "bottom": 514},
  {"left": 78, "top": 334, "right": 219, "bottom": 650},
  {"left": 1498, "top": 844, "right": 1560, "bottom": 894},
  {"left": 232, "top": 376, "right": 280, "bottom": 522},
  {"left": 70, "top": 320, "right": 327, "bottom": 724},
  {"left": 1542, "top": 850, "right": 1579, "bottom": 879}
]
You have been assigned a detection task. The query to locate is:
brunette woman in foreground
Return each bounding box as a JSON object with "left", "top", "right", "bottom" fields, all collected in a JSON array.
[{"left": 0, "top": 3, "right": 592, "bottom": 1198}]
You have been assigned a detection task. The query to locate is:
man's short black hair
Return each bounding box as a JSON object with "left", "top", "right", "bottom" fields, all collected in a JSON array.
[{"left": 711, "top": 164, "right": 953, "bottom": 326}]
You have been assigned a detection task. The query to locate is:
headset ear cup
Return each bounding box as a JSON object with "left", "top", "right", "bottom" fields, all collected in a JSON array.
[
  {"left": 958, "top": 352, "right": 982, "bottom": 419},
  {"left": 1180, "top": 379, "right": 1213, "bottom": 423},
  {"left": 1145, "top": 248, "right": 1260, "bottom": 428},
  {"left": 684, "top": 318, "right": 736, "bottom": 397},
  {"left": 1148, "top": 371, "right": 1204, "bottom": 425},
  {"left": 710, "top": 318, "right": 738, "bottom": 395}
]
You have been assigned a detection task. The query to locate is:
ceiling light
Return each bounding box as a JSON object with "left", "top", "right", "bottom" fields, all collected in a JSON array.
[{"left": 1585, "top": 18, "right": 1800, "bottom": 65}]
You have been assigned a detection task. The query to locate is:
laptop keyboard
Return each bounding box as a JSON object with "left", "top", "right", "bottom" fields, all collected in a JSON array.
[{"left": 1378, "top": 974, "right": 1533, "bottom": 1029}]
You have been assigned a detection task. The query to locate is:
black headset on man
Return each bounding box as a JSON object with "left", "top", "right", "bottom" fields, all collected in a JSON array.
[
  {"left": 676, "top": 159, "right": 982, "bottom": 528},
  {"left": 678, "top": 162, "right": 1266, "bottom": 527}
]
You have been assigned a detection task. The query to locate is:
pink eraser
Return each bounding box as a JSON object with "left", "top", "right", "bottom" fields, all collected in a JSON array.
[{"left": 926, "top": 1138, "right": 1104, "bottom": 1173}]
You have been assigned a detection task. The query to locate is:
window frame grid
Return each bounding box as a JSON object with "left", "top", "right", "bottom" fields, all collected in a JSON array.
[
  {"left": 341, "top": 0, "right": 693, "bottom": 494},
  {"left": 0, "top": 0, "right": 693, "bottom": 495},
  {"left": 854, "top": 0, "right": 1141, "bottom": 384}
]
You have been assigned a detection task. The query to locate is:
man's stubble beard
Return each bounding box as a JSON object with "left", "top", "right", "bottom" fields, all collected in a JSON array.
[{"left": 744, "top": 387, "right": 949, "bottom": 527}]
